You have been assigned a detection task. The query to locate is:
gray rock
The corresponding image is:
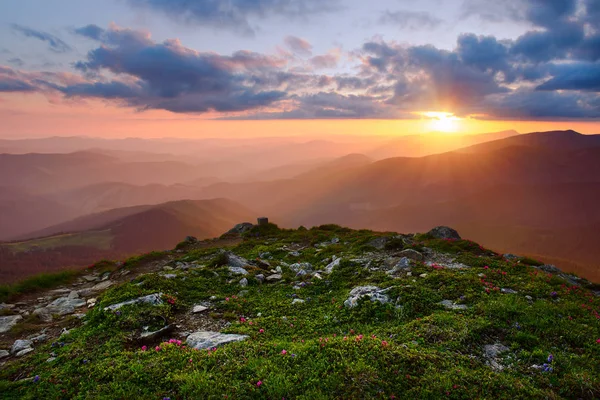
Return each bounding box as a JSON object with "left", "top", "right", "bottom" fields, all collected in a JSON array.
[
  {"left": 237, "top": 290, "right": 249, "bottom": 298},
  {"left": 186, "top": 331, "right": 249, "bottom": 350},
  {"left": 398, "top": 249, "right": 424, "bottom": 262},
  {"left": 419, "top": 273, "right": 428, "bottom": 278},
  {"left": 427, "top": 226, "right": 461, "bottom": 240},
  {"left": 344, "top": 286, "right": 391, "bottom": 308},
  {"left": 539, "top": 264, "right": 561, "bottom": 273},
  {"left": 440, "top": 300, "right": 468, "bottom": 310},
  {"left": 11, "top": 339, "right": 33, "bottom": 355},
  {"left": 0, "top": 303, "right": 15, "bottom": 311},
  {"left": 501, "top": 288, "right": 518, "bottom": 294},
  {"left": 228, "top": 266, "right": 248, "bottom": 275},
  {"left": 0, "top": 350, "right": 9, "bottom": 359},
  {"left": 140, "top": 324, "right": 173, "bottom": 340},
  {"left": 0, "top": 315, "right": 23, "bottom": 333},
  {"left": 325, "top": 257, "right": 341, "bottom": 274},
  {"left": 368, "top": 237, "right": 389, "bottom": 250},
  {"left": 388, "top": 257, "right": 411, "bottom": 274},
  {"left": 239, "top": 278, "right": 248, "bottom": 287},
  {"left": 46, "top": 357, "right": 56, "bottom": 363},
  {"left": 87, "top": 298, "right": 97, "bottom": 308},
  {"left": 192, "top": 305, "right": 209, "bottom": 314},
  {"left": 290, "top": 262, "right": 313, "bottom": 273},
  {"left": 288, "top": 251, "right": 301, "bottom": 257},
  {"left": 226, "top": 223, "right": 254, "bottom": 235},
  {"left": 82, "top": 275, "right": 98, "bottom": 282},
  {"left": 266, "top": 274, "right": 282, "bottom": 282},
  {"left": 502, "top": 254, "right": 521, "bottom": 261},
  {"left": 255, "top": 274, "right": 265, "bottom": 283},
  {"left": 184, "top": 236, "right": 198, "bottom": 244},
  {"left": 33, "top": 308, "right": 53, "bottom": 323},
  {"left": 30, "top": 334, "right": 48, "bottom": 343},
  {"left": 78, "top": 280, "right": 114, "bottom": 297},
  {"left": 292, "top": 299, "right": 305, "bottom": 305},
  {"left": 163, "top": 274, "right": 177, "bottom": 279},
  {"left": 44, "top": 294, "right": 86, "bottom": 316},
  {"left": 226, "top": 253, "right": 250, "bottom": 270},
  {"left": 483, "top": 343, "right": 510, "bottom": 372},
  {"left": 104, "top": 293, "right": 163, "bottom": 311},
  {"left": 15, "top": 348, "right": 34, "bottom": 357}
]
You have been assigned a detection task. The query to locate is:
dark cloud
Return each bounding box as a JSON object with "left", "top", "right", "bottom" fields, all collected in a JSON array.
[
  {"left": 0, "top": 66, "right": 38, "bottom": 92},
  {"left": 7, "top": 58, "right": 25, "bottom": 67},
  {"left": 379, "top": 10, "right": 442, "bottom": 30},
  {"left": 284, "top": 36, "right": 313, "bottom": 57},
  {"left": 73, "top": 24, "right": 105, "bottom": 41},
  {"left": 126, "top": 0, "right": 340, "bottom": 36},
  {"left": 536, "top": 62, "right": 600, "bottom": 92},
  {"left": 11, "top": 24, "right": 72, "bottom": 53}
]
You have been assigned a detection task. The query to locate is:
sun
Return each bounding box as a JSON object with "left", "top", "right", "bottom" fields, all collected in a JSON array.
[{"left": 420, "top": 111, "right": 461, "bottom": 133}]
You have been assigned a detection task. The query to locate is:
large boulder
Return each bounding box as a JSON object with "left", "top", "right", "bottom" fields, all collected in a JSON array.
[
  {"left": 33, "top": 291, "right": 86, "bottom": 321},
  {"left": 344, "top": 286, "right": 391, "bottom": 308},
  {"left": 226, "top": 253, "right": 250, "bottom": 275},
  {"left": 186, "top": 331, "right": 248, "bottom": 350},
  {"left": 0, "top": 315, "right": 23, "bottom": 333},
  {"left": 427, "top": 226, "right": 461, "bottom": 240},
  {"left": 104, "top": 293, "right": 163, "bottom": 311},
  {"left": 226, "top": 223, "right": 254, "bottom": 235},
  {"left": 11, "top": 339, "right": 32, "bottom": 355}
]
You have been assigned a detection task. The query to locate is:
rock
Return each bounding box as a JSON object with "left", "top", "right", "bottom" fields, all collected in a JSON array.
[
  {"left": 186, "top": 331, "right": 249, "bottom": 350},
  {"left": 78, "top": 280, "right": 114, "bottom": 297},
  {"left": 140, "top": 325, "right": 173, "bottom": 341},
  {"left": 440, "top": 300, "right": 468, "bottom": 310},
  {"left": 313, "top": 273, "right": 323, "bottom": 280},
  {"left": 226, "top": 223, "right": 254, "bottom": 235},
  {"left": 344, "top": 286, "right": 391, "bottom": 308},
  {"left": 15, "top": 348, "right": 34, "bottom": 357},
  {"left": 226, "top": 252, "right": 251, "bottom": 270},
  {"left": 104, "top": 293, "right": 163, "bottom": 311},
  {"left": 87, "top": 298, "right": 97, "bottom": 308},
  {"left": 184, "top": 236, "right": 198, "bottom": 244},
  {"left": 387, "top": 257, "right": 411, "bottom": 274},
  {"left": 368, "top": 237, "right": 389, "bottom": 250},
  {"left": 325, "top": 257, "right": 341, "bottom": 274},
  {"left": 237, "top": 290, "right": 249, "bottom": 297},
  {"left": 0, "top": 315, "right": 23, "bottom": 333},
  {"left": 255, "top": 274, "right": 265, "bottom": 283},
  {"left": 45, "top": 293, "right": 86, "bottom": 316},
  {"left": 0, "top": 350, "right": 9, "bottom": 359},
  {"left": 525, "top": 295, "right": 533, "bottom": 302},
  {"left": 483, "top": 344, "right": 510, "bottom": 372},
  {"left": 82, "top": 275, "right": 98, "bottom": 282},
  {"left": 539, "top": 264, "right": 561, "bottom": 273},
  {"left": 288, "top": 251, "right": 301, "bottom": 257},
  {"left": 266, "top": 274, "right": 282, "bottom": 282},
  {"left": 11, "top": 339, "right": 33, "bottom": 355},
  {"left": 46, "top": 357, "right": 56, "bottom": 363},
  {"left": 30, "top": 334, "right": 48, "bottom": 343},
  {"left": 427, "top": 226, "right": 461, "bottom": 240},
  {"left": 192, "top": 305, "right": 209, "bottom": 314},
  {"left": 290, "top": 262, "right": 313, "bottom": 273},
  {"left": 32, "top": 308, "right": 53, "bottom": 323},
  {"left": 292, "top": 299, "right": 305, "bottom": 304},
  {"left": 228, "top": 266, "right": 249, "bottom": 275},
  {"left": 419, "top": 273, "right": 428, "bottom": 278},
  {"left": 239, "top": 278, "right": 248, "bottom": 287},
  {"left": 501, "top": 288, "right": 518, "bottom": 294},
  {"left": 398, "top": 249, "right": 424, "bottom": 262},
  {"left": 163, "top": 274, "right": 177, "bottom": 279},
  {"left": 503, "top": 254, "right": 520, "bottom": 261}
]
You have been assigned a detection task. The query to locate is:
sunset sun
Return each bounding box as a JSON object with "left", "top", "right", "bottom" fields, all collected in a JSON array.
[{"left": 421, "top": 112, "right": 461, "bottom": 133}]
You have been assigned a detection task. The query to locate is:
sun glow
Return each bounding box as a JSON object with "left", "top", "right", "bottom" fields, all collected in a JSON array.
[{"left": 420, "top": 111, "right": 462, "bottom": 133}]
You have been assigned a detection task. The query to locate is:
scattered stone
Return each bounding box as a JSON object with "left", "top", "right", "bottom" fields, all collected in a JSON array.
[
  {"left": 226, "top": 252, "right": 251, "bottom": 271},
  {"left": 186, "top": 331, "right": 249, "bottom": 350},
  {"left": 344, "top": 286, "right": 391, "bottom": 308},
  {"left": 313, "top": 273, "right": 323, "bottom": 280},
  {"left": 483, "top": 343, "right": 510, "bottom": 372},
  {"left": 419, "top": 273, "right": 428, "bottom": 278},
  {"left": 78, "top": 280, "right": 114, "bottom": 297},
  {"left": 11, "top": 339, "right": 33, "bottom": 355},
  {"left": 290, "top": 262, "right": 313, "bottom": 273},
  {"left": 239, "top": 278, "right": 248, "bottom": 287},
  {"left": 46, "top": 357, "right": 56, "bottom": 363},
  {"left": 398, "top": 249, "right": 424, "bottom": 262},
  {"left": 0, "top": 303, "right": 15, "bottom": 311},
  {"left": 0, "top": 350, "right": 9, "bottom": 359},
  {"left": 104, "top": 293, "right": 163, "bottom": 311},
  {"left": 503, "top": 254, "right": 520, "bottom": 261},
  {"left": 325, "top": 257, "right": 341, "bottom": 274},
  {"left": 255, "top": 274, "right": 265, "bottom": 283},
  {"left": 266, "top": 274, "right": 282, "bottom": 282},
  {"left": 237, "top": 290, "right": 249, "bottom": 297},
  {"left": 292, "top": 299, "right": 305, "bottom": 305},
  {"left": 163, "top": 266, "right": 174, "bottom": 271},
  {"left": 288, "top": 251, "right": 301, "bottom": 257},
  {"left": 440, "top": 300, "right": 468, "bottom": 310},
  {"left": 30, "top": 334, "right": 48, "bottom": 343},
  {"left": 87, "top": 298, "right": 97, "bottom": 308},
  {"left": 163, "top": 274, "right": 177, "bottom": 279},
  {"left": 184, "top": 236, "right": 198, "bottom": 244},
  {"left": 16, "top": 348, "right": 34, "bottom": 357},
  {"left": 33, "top": 292, "right": 86, "bottom": 321},
  {"left": 0, "top": 315, "right": 23, "bottom": 333},
  {"left": 140, "top": 325, "right": 173, "bottom": 341},
  {"left": 192, "top": 305, "right": 209, "bottom": 314},
  {"left": 525, "top": 295, "right": 533, "bottom": 302},
  {"left": 427, "top": 226, "right": 461, "bottom": 240},
  {"left": 387, "top": 257, "right": 411, "bottom": 275},
  {"left": 82, "top": 275, "right": 98, "bottom": 282},
  {"left": 228, "top": 267, "right": 248, "bottom": 275},
  {"left": 501, "top": 288, "right": 518, "bottom": 294}
]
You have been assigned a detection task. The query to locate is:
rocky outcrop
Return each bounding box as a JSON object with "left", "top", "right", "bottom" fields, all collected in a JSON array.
[
  {"left": 427, "top": 226, "right": 461, "bottom": 240},
  {"left": 344, "top": 286, "right": 392, "bottom": 308},
  {"left": 186, "top": 331, "right": 248, "bottom": 350},
  {"left": 0, "top": 315, "right": 23, "bottom": 333},
  {"left": 103, "top": 293, "right": 163, "bottom": 311}
]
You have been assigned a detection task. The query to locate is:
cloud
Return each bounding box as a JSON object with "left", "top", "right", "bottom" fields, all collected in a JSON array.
[
  {"left": 536, "top": 62, "right": 600, "bottom": 92},
  {"left": 11, "top": 24, "right": 72, "bottom": 53},
  {"left": 379, "top": 10, "right": 442, "bottom": 30},
  {"left": 126, "top": 0, "right": 340, "bottom": 36},
  {"left": 284, "top": 36, "right": 313, "bottom": 57},
  {"left": 310, "top": 51, "right": 340, "bottom": 69}
]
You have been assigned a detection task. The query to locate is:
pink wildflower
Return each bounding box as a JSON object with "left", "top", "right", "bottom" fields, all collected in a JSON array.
[
  {"left": 141, "top": 345, "right": 147, "bottom": 351},
  {"left": 281, "top": 349, "right": 287, "bottom": 355},
  {"left": 259, "top": 329, "right": 265, "bottom": 333},
  {"left": 256, "top": 381, "right": 262, "bottom": 387},
  {"left": 155, "top": 346, "right": 161, "bottom": 351}
]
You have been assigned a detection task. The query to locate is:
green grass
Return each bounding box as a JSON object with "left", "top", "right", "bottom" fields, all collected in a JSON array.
[
  {"left": 0, "top": 270, "right": 79, "bottom": 303},
  {"left": 3, "top": 230, "right": 113, "bottom": 253},
  {"left": 1, "top": 227, "right": 599, "bottom": 399}
]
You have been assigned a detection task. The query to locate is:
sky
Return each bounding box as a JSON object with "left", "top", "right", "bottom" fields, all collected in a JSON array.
[{"left": 1, "top": 0, "right": 599, "bottom": 138}]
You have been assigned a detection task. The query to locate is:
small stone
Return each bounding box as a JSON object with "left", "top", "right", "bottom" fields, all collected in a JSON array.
[
  {"left": 292, "top": 299, "right": 305, "bottom": 304},
  {"left": 82, "top": 275, "right": 98, "bottom": 282},
  {"left": 0, "top": 315, "right": 23, "bottom": 333},
  {"left": 11, "top": 339, "right": 33, "bottom": 355},
  {"left": 255, "top": 274, "right": 265, "bottom": 283},
  {"left": 419, "top": 273, "right": 428, "bottom": 278},
  {"left": 313, "top": 273, "right": 323, "bottom": 280},
  {"left": 228, "top": 267, "right": 249, "bottom": 276},
  {"left": 16, "top": 348, "right": 34, "bottom": 357},
  {"left": 539, "top": 264, "right": 561, "bottom": 273},
  {"left": 46, "top": 357, "right": 56, "bottom": 362},
  {"left": 186, "top": 331, "right": 248, "bottom": 350},
  {"left": 325, "top": 257, "right": 341, "bottom": 274},
  {"left": 0, "top": 350, "right": 9, "bottom": 359},
  {"left": 344, "top": 286, "right": 391, "bottom": 308},
  {"left": 440, "top": 300, "right": 468, "bottom": 310},
  {"left": 290, "top": 262, "right": 313, "bottom": 273},
  {"left": 398, "top": 249, "right": 424, "bottom": 262},
  {"left": 501, "top": 288, "right": 518, "bottom": 294},
  {"left": 192, "top": 305, "right": 209, "bottom": 314},
  {"left": 163, "top": 274, "right": 177, "bottom": 279},
  {"left": 406, "top": 272, "right": 412, "bottom": 276},
  {"left": 525, "top": 295, "right": 533, "bottom": 301},
  {"left": 87, "top": 298, "right": 97, "bottom": 308},
  {"left": 30, "top": 334, "right": 48, "bottom": 343},
  {"left": 163, "top": 266, "right": 174, "bottom": 271},
  {"left": 239, "top": 278, "right": 248, "bottom": 287},
  {"left": 104, "top": 293, "right": 163, "bottom": 311},
  {"left": 266, "top": 274, "right": 282, "bottom": 282}
]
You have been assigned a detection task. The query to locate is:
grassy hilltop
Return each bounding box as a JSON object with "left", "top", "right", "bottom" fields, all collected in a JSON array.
[{"left": 1, "top": 223, "right": 599, "bottom": 399}]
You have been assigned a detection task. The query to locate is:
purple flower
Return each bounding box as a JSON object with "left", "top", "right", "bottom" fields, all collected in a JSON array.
[
  {"left": 33, "top": 375, "right": 40, "bottom": 383},
  {"left": 547, "top": 354, "right": 554, "bottom": 363},
  {"left": 551, "top": 291, "right": 558, "bottom": 298}
]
